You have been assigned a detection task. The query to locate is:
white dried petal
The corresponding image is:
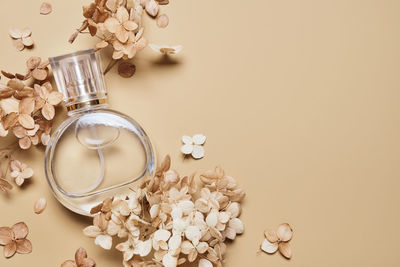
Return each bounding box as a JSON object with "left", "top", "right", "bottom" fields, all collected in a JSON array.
[
  {"left": 192, "top": 134, "right": 206, "bottom": 145},
  {"left": 182, "top": 135, "right": 193, "bottom": 144},
  {"left": 168, "top": 234, "right": 181, "bottom": 252},
  {"left": 177, "top": 200, "right": 194, "bottom": 215},
  {"left": 180, "top": 241, "right": 194, "bottom": 254},
  {"left": 261, "top": 239, "right": 278, "bottom": 254},
  {"left": 206, "top": 209, "right": 218, "bottom": 227},
  {"left": 192, "top": 145, "right": 205, "bottom": 159},
  {"left": 226, "top": 202, "right": 241, "bottom": 218},
  {"left": 199, "top": 258, "right": 213, "bottom": 267},
  {"left": 145, "top": 0, "right": 159, "bottom": 17},
  {"left": 149, "top": 204, "right": 160, "bottom": 218},
  {"left": 154, "top": 229, "right": 171, "bottom": 242},
  {"left": 134, "top": 239, "right": 152, "bottom": 257},
  {"left": 33, "top": 197, "right": 46, "bottom": 214},
  {"left": 228, "top": 218, "right": 244, "bottom": 234},
  {"left": 94, "top": 234, "right": 112, "bottom": 250},
  {"left": 162, "top": 252, "right": 177, "bottom": 267},
  {"left": 181, "top": 144, "right": 193, "bottom": 155},
  {"left": 218, "top": 212, "right": 230, "bottom": 224},
  {"left": 196, "top": 242, "right": 208, "bottom": 254},
  {"left": 185, "top": 226, "right": 201, "bottom": 246},
  {"left": 0, "top": 98, "right": 19, "bottom": 114},
  {"left": 224, "top": 227, "right": 236, "bottom": 240}
]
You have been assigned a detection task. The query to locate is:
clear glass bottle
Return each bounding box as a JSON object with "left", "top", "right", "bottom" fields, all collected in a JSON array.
[{"left": 45, "top": 49, "right": 155, "bottom": 216}]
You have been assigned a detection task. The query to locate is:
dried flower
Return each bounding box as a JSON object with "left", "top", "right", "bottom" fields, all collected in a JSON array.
[
  {"left": 105, "top": 7, "right": 138, "bottom": 43},
  {"left": 261, "top": 223, "right": 293, "bottom": 259},
  {"left": 40, "top": 2, "right": 52, "bottom": 15},
  {"left": 71, "top": 0, "right": 173, "bottom": 74},
  {"left": 9, "top": 160, "right": 33, "bottom": 186},
  {"left": 181, "top": 134, "right": 206, "bottom": 159},
  {"left": 9, "top": 28, "right": 34, "bottom": 51},
  {"left": 84, "top": 156, "right": 245, "bottom": 267},
  {"left": 33, "top": 83, "right": 63, "bottom": 120},
  {"left": 0, "top": 222, "right": 32, "bottom": 258},
  {"left": 149, "top": 44, "right": 182, "bottom": 55},
  {"left": 118, "top": 62, "right": 136, "bottom": 78},
  {"left": 26, "top": 57, "right": 50, "bottom": 81},
  {"left": 61, "top": 247, "right": 96, "bottom": 267},
  {"left": 34, "top": 197, "right": 47, "bottom": 214}
]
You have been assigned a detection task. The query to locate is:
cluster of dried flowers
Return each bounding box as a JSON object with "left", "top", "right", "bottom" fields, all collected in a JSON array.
[
  {"left": 83, "top": 155, "right": 245, "bottom": 267},
  {"left": 0, "top": 222, "right": 32, "bottom": 258},
  {"left": 0, "top": 56, "right": 63, "bottom": 191},
  {"left": 261, "top": 223, "right": 293, "bottom": 259},
  {"left": 70, "top": 0, "right": 179, "bottom": 77},
  {"left": 61, "top": 247, "right": 96, "bottom": 267}
]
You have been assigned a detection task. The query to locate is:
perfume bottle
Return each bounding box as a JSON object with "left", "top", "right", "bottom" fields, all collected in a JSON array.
[{"left": 45, "top": 49, "right": 155, "bottom": 216}]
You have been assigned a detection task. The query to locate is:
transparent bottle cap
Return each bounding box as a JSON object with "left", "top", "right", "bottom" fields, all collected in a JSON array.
[{"left": 49, "top": 49, "right": 107, "bottom": 108}]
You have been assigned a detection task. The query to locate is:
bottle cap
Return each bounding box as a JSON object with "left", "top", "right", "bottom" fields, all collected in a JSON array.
[{"left": 49, "top": 49, "right": 107, "bottom": 112}]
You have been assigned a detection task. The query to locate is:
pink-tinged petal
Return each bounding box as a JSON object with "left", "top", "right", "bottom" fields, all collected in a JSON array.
[{"left": 104, "top": 17, "right": 120, "bottom": 33}]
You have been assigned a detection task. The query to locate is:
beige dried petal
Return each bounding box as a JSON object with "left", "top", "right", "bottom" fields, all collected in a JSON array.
[
  {"left": 115, "top": 26, "right": 129, "bottom": 43},
  {"left": 13, "top": 40, "right": 25, "bottom": 51},
  {"left": 40, "top": 2, "right": 52, "bottom": 15},
  {"left": 145, "top": 0, "right": 159, "bottom": 17},
  {"left": 261, "top": 239, "right": 278, "bottom": 254},
  {"left": 34, "top": 197, "right": 47, "bottom": 214},
  {"left": 22, "top": 36, "right": 34, "bottom": 47},
  {"left": 116, "top": 6, "right": 129, "bottom": 22},
  {"left": 192, "top": 145, "right": 205, "bottom": 159},
  {"left": 75, "top": 247, "right": 87, "bottom": 265},
  {"left": 42, "top": 102, "right": 55, "bottom": 120},
  {"left": 19, "top": 136, "right": 31, "bottom": 150},
  {"left": 113, "top": 50, "right": 124, "bottom": 60},
  {"left": 47, "top": 91, "right": 63, "bottom": 105},
  {"left": 83, "top": 226, "right": 102, "bottom": 237},
  {"left": 9, "top": 28, "right": 22, "bottom": 39},
  {"left": 4, "top": 242, "right": 17, "bottom": 258},
  {"left": 80, "top": 258, "right": 95, "bottom": 267},
  {"left": 61, "top": 260, "right": 78, "bottom": 267},
  {"left": 26, "top": 57, "right": 41, "bottom": 70},
  {"left": 278, "top": 241, "right": 292, "bottom": 259},
  {"left": 123, "top": 20, "right": 138, "bottom": 31},
  {"left": 0, "top": 227, "right": 14, "bottom": 245},
  {"left": 265, "top": 229, "right": 279, "bottom": 243},
  {"left": 95, "top": 40, "right": 109, "bottom": 50},
  {"left": 156, "top": 14, "right": 169, "bottom": 28},
  {"left": 16, "top": 239, "right": 32, "bottom": 254},
  {"left": 154, "top": 229, "right": 170, "bottom": 242},
  {"left": 32, "top": 68, "right": 47, "bottom": 81},
  {"left": 196, "top": 242, "right": 208, "bottom": 254},
  {"left": 12, "top": 222, "right": 29, "bottom": 239},
  {"left": 106, "top": 0, "right": 118, "bottom": 12},
  {"left": 18, "top": 114, "right": 35, "bottom": 129},
  {"left": 19, "top": 97, "right": 35, "bottom": 114},
  {"left": 206, "top": 209, "right": 218, "bottom": 227},
  {"left": 118, "top": 62, "right": 136, "bottom": 78},
  {"left": 135, "top": 36, "right": 147, "bottom": 50},
  {"left": 276, "top": 223, "right": 293, "bottom": 242},
  {"left": 104, "top": 17, "right": 120, "bottom": 33},
  {"left": 187, "top": 249, "right": 197, "bottom": 262}
]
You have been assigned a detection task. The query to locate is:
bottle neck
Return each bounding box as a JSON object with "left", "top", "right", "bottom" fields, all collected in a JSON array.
[{"left": 67, "top": 99, "right": 108, "bottom": 116}]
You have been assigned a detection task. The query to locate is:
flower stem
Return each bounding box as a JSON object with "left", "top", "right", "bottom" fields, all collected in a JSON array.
[{"left": 103, "top": 58, "right": 121, "bottom": 75}]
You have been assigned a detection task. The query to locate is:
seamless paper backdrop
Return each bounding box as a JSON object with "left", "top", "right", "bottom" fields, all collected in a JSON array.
[{"left": 1, "top": 0, "right": 400, "bottom": 266}]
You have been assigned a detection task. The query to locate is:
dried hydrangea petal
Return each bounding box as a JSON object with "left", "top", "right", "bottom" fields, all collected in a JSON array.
[
  {"left": 118, "top": 62, "right": 136, "bottom": 78},
  {"left": 192, "top": 145, "right": 204, "bottom": 159},
  {"left": 0, "top": 227, "right": 14, "bottom": 245},
  {"left": 261, "top": 239, "right": 278, "bottom": 254},
  {"left": 12, "top": 222, "right": 29, "bottom": 239},
  {"left": 16, "top": 239, "right": 32, "bottom": 254},
  {"left": 9, "top": 28, "right": 22, "bottom": 39},
  {"left": 156, "top": 14, "right": 169, "bottom": 28},
  {"left": 40, "top": 2, "right": 52, "bottom": 15},
  {"left": 34, "top": 198, "right": 47, "bottom": 214},
  {"left": 278, "top": 241, "right": 292, "bottom": 259},
  {"left": 4, "top": 242, "right": 17, "bottom": 258},
  {"left": 192, "top": 134, "right": 206, "bottom": 145},
  {"left": 145, "top": 0, "right": 159, "bottom": 17},
  {"left": 276, "top": 223, "right": 293, "bottom": 242},
  {"left": 94, "top": 234, "right": 112, "bottom": 250},
  {"left": 181, "top": 144, "right": 193, "bottom": 155},
  {"left": 199, "top": 258, "right": 213, "bottom": 267}
]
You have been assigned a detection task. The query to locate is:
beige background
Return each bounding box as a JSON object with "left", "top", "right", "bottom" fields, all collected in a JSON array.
[{"left": 1, "top": 0, "right": 400, "bottom": 266}]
